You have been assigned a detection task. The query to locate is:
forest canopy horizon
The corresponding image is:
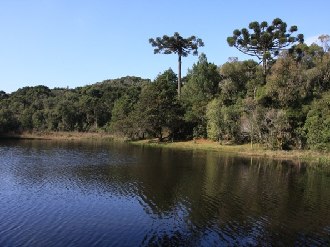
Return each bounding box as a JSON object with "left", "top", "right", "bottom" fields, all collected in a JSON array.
[{"left": 1, "top": 18, "right": 329, "bottom": 151}]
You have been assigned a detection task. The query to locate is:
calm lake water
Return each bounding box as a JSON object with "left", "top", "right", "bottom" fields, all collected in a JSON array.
[{"left": 0, "top": 139, "right": 329, "bottom": 247}]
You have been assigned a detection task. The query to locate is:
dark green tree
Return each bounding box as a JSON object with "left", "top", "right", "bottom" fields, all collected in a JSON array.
[
  {"left": 108, "top": 91, "right": 140, "bottom": 138},
  {"left": 134, "top": 69, "right": 182, "bottom": 140},
  {"left": 0, "top": 108, "right": 19, "bottom": 133},
  {"left": 227, "top": 18, "right": 304, "bottom": 78},
  {"left": 0, "top": 91, "right": 8, "bottom": 100},
  {"left": 149, "top": 32, "right": 204, "bottom": 97},
  {"left": 181, "top": 53, "right": 221, "bottom": 137}
]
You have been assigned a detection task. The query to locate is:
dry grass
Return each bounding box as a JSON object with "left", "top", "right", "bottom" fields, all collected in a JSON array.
[
  {"left": 132, "top": 138, "right": 330, "bottom": 164},
  {"left": 0, "top": 131, "right": 121, "bottom": 141}
]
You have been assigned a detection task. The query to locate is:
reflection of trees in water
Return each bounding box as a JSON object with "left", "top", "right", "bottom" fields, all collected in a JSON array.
[
  {"left": 124, "top": 150, "right": 330, "bottom": 246},
  {"left": 134, "top": 151, "right": 330, "bottom": 246},
  {"left": 5, "top": 140, "right": 330, "bottom": 246},
  {"left": 182, "top": 155, "right": 330, "bottom": 245}
]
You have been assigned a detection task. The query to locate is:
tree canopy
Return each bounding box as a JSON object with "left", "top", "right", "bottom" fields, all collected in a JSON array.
[
  {"left": 227, "top": 18, "right": 304, "bottom": 77},
  {"left": 149, "top": 32, "right": 204, "bottom": 97}
]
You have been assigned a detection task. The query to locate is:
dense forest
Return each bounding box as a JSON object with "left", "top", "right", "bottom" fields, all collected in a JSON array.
[{"left": 0, "top": 19, "right": 329, "bottom": 151}]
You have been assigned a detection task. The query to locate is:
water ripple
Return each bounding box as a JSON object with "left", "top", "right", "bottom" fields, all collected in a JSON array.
[{"left": 0, "top": 140, "right": 329, "bottom": 246}]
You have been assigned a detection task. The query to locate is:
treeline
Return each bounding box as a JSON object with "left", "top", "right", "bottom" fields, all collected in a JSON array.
[
  {"left": 0, "top": 76, "right": 149, "bottom": 134},
  {"left": 1, "top": 47, "right": 329, "bottom": 151}
]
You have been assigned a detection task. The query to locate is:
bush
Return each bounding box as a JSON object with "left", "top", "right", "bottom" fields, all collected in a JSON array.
[{"left": 304, "top": 92, "right": 330, "bottom": 151}]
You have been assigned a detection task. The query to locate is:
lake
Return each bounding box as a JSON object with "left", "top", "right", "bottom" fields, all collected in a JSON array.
[{"left": 0, "top": 139, "right": 329, "bottom": 246}]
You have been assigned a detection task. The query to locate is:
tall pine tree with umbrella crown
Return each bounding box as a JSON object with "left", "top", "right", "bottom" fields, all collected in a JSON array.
[{"left": 149, "top": 32, "right": 204, "bottom": 98}]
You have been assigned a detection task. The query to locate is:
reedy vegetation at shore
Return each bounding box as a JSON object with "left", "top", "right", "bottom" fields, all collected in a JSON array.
[
  {"left": 3, "top": 131, "right": 329, "bottom": 164},
  {"left": 0, "top": 19, "right": 329, "bottom": 152}
]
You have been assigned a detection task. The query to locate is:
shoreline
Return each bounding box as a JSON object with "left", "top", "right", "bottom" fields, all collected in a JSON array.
[
  {"left": 131, "top": 139, "right": 330, "bottom": 164},
  {"left": 1, "top": 132, "right": 329, "bottom": 164},
  {"left": 0, "top": 131, "right": 119, "bottom": 141}
]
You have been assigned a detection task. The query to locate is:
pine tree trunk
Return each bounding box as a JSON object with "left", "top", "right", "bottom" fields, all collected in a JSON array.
[
  {"left": 262, "top": 57, "right": 267, "bottom": 84},
  {"left": 178, "top": 54, "right": 182, "bottom": 98}
]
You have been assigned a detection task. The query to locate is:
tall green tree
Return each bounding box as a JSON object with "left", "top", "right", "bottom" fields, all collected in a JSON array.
[
  {"left": 149, "top": 32, "right": 204, "bottom": 97},
  {"left": 108, "top": 90, "right": 140, "bottom": 138},
  {"left": 181, "top": 53, "right": 221, "bottom": 137},
  {"left": 227, "top": 18, "right": 304, "bottom": 78},
  {"left": 134, "top": 69, "right": 182, "bottom": 140}
]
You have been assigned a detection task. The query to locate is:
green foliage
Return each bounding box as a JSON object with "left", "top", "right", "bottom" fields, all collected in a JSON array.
[
  {"left": 265, "top": 56, "right": 307, "bottom": 108},
  {"left": 260, "top": 50, "right": 330, "bottom": 110},
  {"left": 181, "top": 54, "right": 221, "bottom": 137},
  {"left": 206, "top": 98, "right": 241, "bottom": 142},
  {"left": 262, "top": 109, "right": 291, "bottom": 150},
  {"left": 220, "top": 60, "right": 259, "bottom": 92},
  {"left": 0, "top": 108, "right": 18, "bottom": 133},
  {"left": 308, "top": 52, "right": 330, "bottom": 93},
  {"left": 0, "top": 77, "right": 147, "bottom": 133},
  {"left": 206, "top": 98, "right": 221, "bottom": 141},
  {"left": 108, "top": 93, "right": 139, "bottom": 137},
  {"left": 227, "top": 18, "right": 304, "bottom": 75},
  {"left": 219, "top": 60, "right": 262, "bottom": 104},
  {"left": 149, "top": 32, "right": 204, "bottom": 57},
  {"left": 0, "top": 91, "right": 8, "bottom": 100},
  {"left": 149, "top": 32, "right": 204, "bottom": 96},
  {"left": 133, "top": 69, "right": 183, "bottom": 140},
  {"left": 288, "top": 43, "right": 324, "bottom": 66},
  {"left": 242, "top": 97, "right": 259, "bottom": 146},
  {"left": 304, "top": 92, "right": 330, "bottom": 151}
]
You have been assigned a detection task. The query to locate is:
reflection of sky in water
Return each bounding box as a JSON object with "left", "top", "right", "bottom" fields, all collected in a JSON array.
[{"left": 0, "top": 140, "right": 329, "bottom": 246}]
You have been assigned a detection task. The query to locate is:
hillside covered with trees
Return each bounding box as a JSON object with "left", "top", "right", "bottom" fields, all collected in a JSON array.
[{"left": 1, "top": 19, "right": 329, "bottom": 151}]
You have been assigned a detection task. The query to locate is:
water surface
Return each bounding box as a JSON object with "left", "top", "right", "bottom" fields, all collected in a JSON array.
[{"left": 0, "top": 139, "right": 329, "bottom": 246}]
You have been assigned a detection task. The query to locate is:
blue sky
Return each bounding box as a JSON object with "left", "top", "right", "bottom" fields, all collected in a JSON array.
[{"left": 0, "top": 0, "right": 329, "bottom": 93}]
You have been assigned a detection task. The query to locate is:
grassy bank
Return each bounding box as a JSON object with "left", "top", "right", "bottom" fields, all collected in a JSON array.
[
  {"left": 0, "top": 131, "right": 121, "bottom": 141},
  {"left": 1, "top": 132, "right": 329, "bottom": 164},
  {"left": 131, "top": 139, "right": 330, "bottom": 164}
]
